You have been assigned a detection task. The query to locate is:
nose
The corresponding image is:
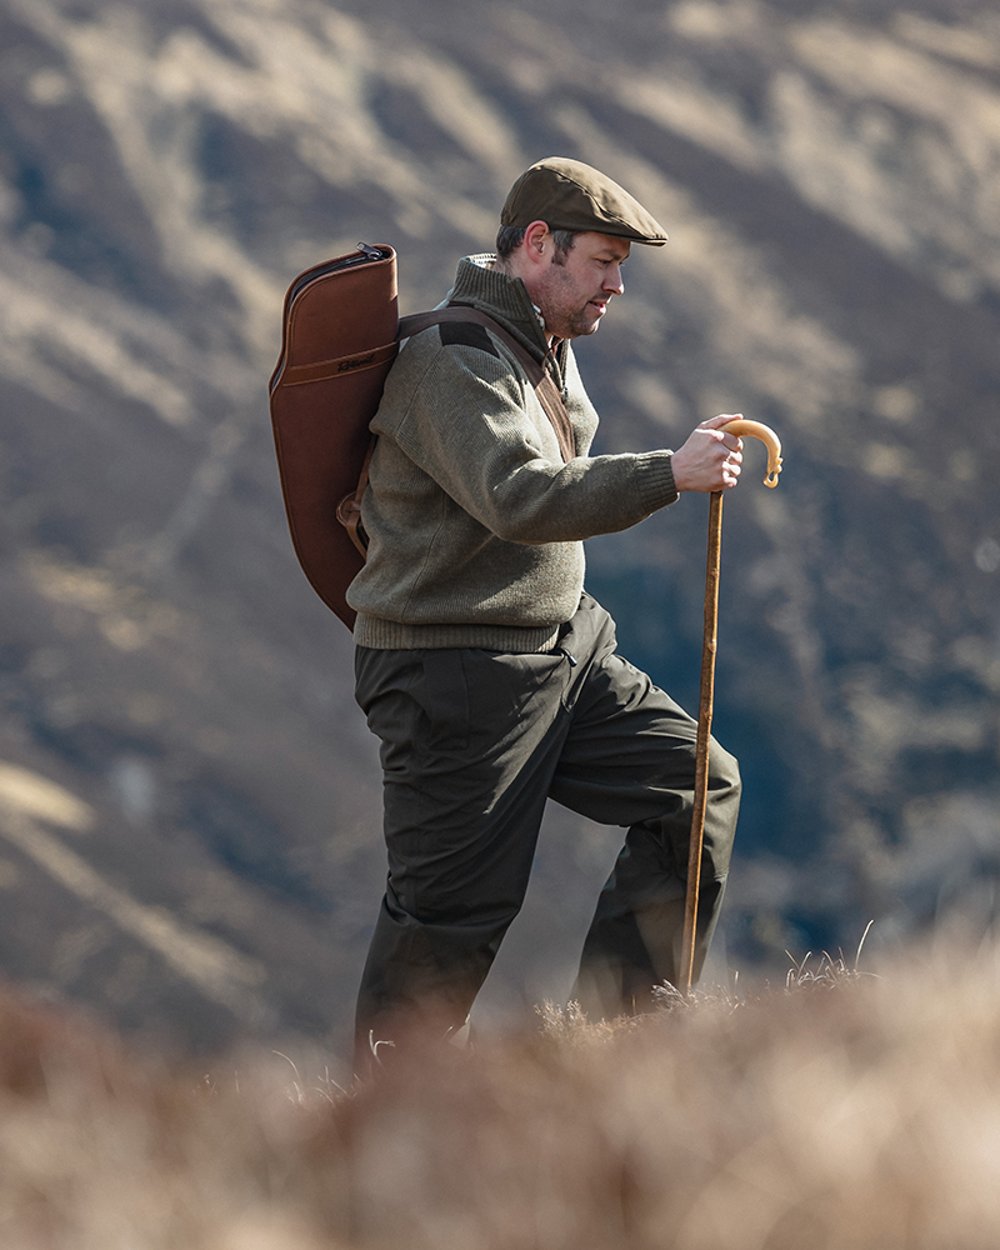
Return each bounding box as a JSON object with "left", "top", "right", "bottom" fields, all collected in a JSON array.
[{"left": 603, "top": 263, "right": 625, "bottom": 297}]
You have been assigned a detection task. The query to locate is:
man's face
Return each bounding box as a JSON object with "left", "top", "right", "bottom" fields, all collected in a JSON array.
[{"left": 532, "top": 231, "right": 631, "bottom": 340}]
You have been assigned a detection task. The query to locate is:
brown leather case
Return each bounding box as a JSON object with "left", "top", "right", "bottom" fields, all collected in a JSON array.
[
  {"left": 269, "top": 245, "right": 577, "bottom": 633},
  {"left": 268, "top": 244, "right": 398, "bottom": 629}
]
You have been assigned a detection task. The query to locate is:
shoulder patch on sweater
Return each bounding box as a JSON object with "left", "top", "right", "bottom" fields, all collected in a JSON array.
[{"left": 438, "top": 321, "right": 501, "bottom": 358}]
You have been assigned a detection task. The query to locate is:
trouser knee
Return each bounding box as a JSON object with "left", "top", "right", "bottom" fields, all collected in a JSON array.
[
  {"left": 708, "top": 740, "right": 741, "bottom": 797},
  {"left": 702, "top": 740, "right": 740, "bottom": 880}
]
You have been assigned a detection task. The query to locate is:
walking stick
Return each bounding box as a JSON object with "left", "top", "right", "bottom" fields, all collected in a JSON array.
[{"left": 679, "top": 418, "right": 783, "bottom": 994}]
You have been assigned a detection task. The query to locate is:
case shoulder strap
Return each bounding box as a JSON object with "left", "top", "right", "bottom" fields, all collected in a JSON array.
[
  {"left": 398, "top": 307, "right": 577, "bottom": 464},
  {"left": 338, "top": 307, "right": 578, "bottom": 558}
]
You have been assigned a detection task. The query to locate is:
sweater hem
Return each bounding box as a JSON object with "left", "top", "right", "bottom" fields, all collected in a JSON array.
[{"left": 353, "top": 614, "right": 562, "bottom": 653}]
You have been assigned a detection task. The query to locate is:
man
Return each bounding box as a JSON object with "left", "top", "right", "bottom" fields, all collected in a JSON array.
[{"left": 348, "top": 157, "right": 744, "bottom": 1068}]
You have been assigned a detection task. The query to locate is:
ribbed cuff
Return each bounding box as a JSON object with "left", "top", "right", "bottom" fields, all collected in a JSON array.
[{"left": 634, "top": 451, "right": 679, "bottom": 514}]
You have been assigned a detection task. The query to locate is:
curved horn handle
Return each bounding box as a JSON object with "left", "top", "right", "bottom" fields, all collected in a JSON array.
[{"left": 722, "top": 418, "right": 783, "bottom": 488}]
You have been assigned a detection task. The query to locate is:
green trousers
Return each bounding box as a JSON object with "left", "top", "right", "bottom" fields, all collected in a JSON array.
[{"left": 353, "top": 594, "right": 740, "bottom": 1065}]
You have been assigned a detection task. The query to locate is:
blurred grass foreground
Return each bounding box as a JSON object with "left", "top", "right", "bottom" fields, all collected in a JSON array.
[{"left": 2, "top": 933, "right": 999, "bottom": 1250}]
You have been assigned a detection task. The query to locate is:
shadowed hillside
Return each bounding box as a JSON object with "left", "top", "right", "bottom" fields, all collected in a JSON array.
[{"left": 1, "top": 0, "right": 998, "bottom": 1053}]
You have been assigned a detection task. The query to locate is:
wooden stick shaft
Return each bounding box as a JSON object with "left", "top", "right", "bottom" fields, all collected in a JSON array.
[{"left": 680, "top": 490, "right": 724, "bottom": 994}]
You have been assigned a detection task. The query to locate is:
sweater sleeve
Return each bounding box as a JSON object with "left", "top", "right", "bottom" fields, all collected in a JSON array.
[{"left": 379, "top": 339, "right": 679, "bottom": 544}]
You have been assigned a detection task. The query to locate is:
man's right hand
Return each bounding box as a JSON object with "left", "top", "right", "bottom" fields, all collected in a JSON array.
[{"left": 670, "top": 414, "right": 745, "bottom": 493}]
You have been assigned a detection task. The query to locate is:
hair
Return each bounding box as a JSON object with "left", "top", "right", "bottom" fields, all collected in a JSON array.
[{"left": 495, "top": 224, "right": 577, "bottom": 264}]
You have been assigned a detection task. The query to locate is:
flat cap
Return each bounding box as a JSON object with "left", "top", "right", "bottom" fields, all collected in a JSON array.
[{"left": 500, "top": 156, "right": 668, "bottom": 246}]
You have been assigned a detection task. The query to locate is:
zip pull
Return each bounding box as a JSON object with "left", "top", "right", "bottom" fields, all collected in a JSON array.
[{"left": 356, "top": 242, "right": 385, "bottom": 261}]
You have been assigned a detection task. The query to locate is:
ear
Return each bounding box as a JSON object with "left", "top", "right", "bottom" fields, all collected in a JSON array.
[{"left": 522, "top": 220, "right": 552, "bottom": 266}]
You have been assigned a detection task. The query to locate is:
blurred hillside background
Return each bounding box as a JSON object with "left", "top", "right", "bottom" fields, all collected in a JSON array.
[{"left": 1, "top": 0, "right": 998, "bottom": 1062}]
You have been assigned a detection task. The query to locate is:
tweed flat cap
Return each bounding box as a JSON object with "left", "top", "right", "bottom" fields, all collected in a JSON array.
[{"left": 500, "top": 156, "right": 668, "bottom": 245}]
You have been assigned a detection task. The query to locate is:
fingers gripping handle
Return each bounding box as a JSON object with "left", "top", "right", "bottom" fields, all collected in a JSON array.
[{"left": 721, "top": 418, "right": 783, "bottom": 488}]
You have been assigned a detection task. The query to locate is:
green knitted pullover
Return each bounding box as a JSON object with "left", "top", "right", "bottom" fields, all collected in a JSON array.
[{"left": 348, "top": 255, "right": 679, "bottom": 651}]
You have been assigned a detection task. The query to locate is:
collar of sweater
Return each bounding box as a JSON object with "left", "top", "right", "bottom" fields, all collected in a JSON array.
[{"left": 448, "top": 254, "right": 559, "bottom": 368}]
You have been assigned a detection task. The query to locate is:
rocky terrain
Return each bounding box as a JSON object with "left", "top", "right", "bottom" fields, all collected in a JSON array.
[{"left": 1, "top": 0, "right": 998, "bottom": 1060}]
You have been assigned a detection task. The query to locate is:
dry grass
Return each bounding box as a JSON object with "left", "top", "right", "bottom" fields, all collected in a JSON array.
[{"left": 3, "top": 930, "right": 1000, "bottom": 1249}]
